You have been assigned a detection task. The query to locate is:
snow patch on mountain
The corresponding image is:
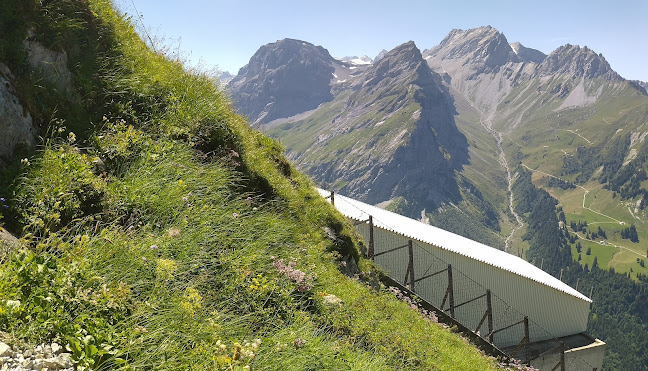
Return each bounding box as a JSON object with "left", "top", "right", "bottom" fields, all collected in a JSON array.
[{"left": 337, "top": 55, "right": 373, "bottom": 65}]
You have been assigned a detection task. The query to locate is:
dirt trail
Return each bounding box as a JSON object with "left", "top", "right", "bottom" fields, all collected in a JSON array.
[
  {"left": 575, "top": 234, "right": 644, "bottom": 258},
  {"left": 564, "top": 129, "right": 592, "bottom": 145}
]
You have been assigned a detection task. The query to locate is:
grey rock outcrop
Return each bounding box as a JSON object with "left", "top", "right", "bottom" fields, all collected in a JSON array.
[
  {"left": 358, "top": 41, "right": 430, "bottom": 89},
  {"left": 0, "top": 63, "right": 35, "bottom": 167},
  {"left": 228, "top": 39, "right": 338, "bottom": 125},
  {"left": 23, "top": 32, "right": 74, "bottom": 98},
  {"left": 510, "top": 42, "right": 546, "bottom": 64},
  {"left": 0, "top": 227, "right": 19, "bottom": 261},
  {"left": 536, "top": 44, "right": 621, "bottom": 80}
]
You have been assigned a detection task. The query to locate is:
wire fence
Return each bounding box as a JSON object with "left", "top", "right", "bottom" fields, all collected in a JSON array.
[{"left": 325, "top": 191, "right": 600, "bottom": 370}]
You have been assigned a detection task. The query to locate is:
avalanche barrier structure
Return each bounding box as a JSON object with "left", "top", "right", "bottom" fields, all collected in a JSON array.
[{"left": 319, "top": 189, "right": 606, "bottom": 371}]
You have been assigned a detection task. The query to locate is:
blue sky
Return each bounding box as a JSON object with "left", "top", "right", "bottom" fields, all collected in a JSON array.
[{"left": 114, "top": 0, "right": 648, "bottom": 81}]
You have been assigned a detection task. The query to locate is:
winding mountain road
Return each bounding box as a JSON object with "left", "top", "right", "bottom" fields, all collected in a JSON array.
[
  {"left": 520, "top": 164, "right": 623, "bottom": 225},
  {"left": 520, "top": 164, "right": 644, "bottom": 258}
]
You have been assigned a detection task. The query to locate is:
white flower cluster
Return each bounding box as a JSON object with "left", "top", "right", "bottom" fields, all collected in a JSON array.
[{"left": 239, "top": 338, "right": 262, "bottom": 360}]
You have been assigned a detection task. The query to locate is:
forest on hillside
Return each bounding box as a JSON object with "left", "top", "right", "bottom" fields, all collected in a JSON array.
[{"left": 513, "top": 168, "right": 648, "bottom": 370}]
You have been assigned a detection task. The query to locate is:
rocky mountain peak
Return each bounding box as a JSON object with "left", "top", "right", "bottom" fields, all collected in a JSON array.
[
  {"left": 426, "top": 26, "right": 519, "bottom": 69},
  {"left": 228, "top": 38, "right": 337, "bottom": 125},
  {"left": 360, "top": 41, "right": 432, "bottom": 88},
  {"left": 235, "top": 39, "right": 333, "bottom": 74},
  {"left": 378, "top": 41, "right": 423, "bottom": 67},
  {"left": 374, "top": 49, "right": 389, "bottom": 62},
  {"left": 213, "top": 70, "right": 233, "bottom": 86},
  {"left": 536, "top": 44, "right": 620, "bottom": 80},
  {"left": 509, "top": 42, "right": 546, "bottom": 64}
]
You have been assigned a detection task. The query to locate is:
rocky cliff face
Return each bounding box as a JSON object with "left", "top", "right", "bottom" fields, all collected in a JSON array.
[
  {"left": 0, "top": 31, "right": 81, "bottom": 168},
  {"left": 337, "top": 42, "right": 467, "bottom": 210},
  {"left": 0, "top": 63, "right": 35, "bottom": 167},
  {"left": 631, "top": 80, "right": 648, "bottom": 94},
  {"left": 24, "top": 30, "right": 75, "bottom": 98},
  {"left": 374, "top": 49, "right": 388, "bottom": 62},
  {"left": 228, "top": 39, "right": 338, "bottom": 125}
]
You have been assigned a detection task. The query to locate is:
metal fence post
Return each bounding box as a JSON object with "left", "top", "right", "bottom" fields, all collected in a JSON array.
[
  {"left": 408, "top": 240, "right": 415, "bottom": 292},
  {"left": 524, "top": 316, "right": 530, "bottom": 365},
  {"left": 448, "top": 264, "right": 455, "bottom": 318},
  {"left": 486, "top": 289, "right": 494, "bottom": 343},
  {"left": 368, "top": 216, "right": 374, "bottom": 259}
]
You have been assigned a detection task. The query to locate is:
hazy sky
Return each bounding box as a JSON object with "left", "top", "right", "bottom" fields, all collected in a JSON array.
[{"left": 114, "top": 0, "right": 648, "bottom": 81}]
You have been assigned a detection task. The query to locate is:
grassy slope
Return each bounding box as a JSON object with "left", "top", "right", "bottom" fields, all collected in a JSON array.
[{"left": 0, "top": 1, "right": 504, "bottom": 370}]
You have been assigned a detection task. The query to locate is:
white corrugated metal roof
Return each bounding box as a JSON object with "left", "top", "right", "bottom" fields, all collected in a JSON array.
[{"left": 319, "top": 189, "right": 592, "bottom": 303}]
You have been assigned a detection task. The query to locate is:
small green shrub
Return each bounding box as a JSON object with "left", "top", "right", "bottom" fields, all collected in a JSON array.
[{"left": 15, "top": 143, "right": 106, "bottom": 244}]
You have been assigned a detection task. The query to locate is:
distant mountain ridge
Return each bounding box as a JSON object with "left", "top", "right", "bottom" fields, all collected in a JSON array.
[
  {"left": 227, "top": 27, "right": 648, "bottom": 252},
  {"left": 425, "top": 26, "right": 521, "bottom": 71},
  {"left": 269, "top": 41, "right": 470, "bottom": 215}
]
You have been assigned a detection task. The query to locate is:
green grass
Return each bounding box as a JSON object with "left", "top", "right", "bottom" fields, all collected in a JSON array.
[
  {"left": 0, "top": 1, "right": 505, "bottom": 370},
  {"left": 573, "top": 239, "right": 616, "bottom": 270},
  {"left": 532, "top": 174, "right": 648, "bottom": 276}
]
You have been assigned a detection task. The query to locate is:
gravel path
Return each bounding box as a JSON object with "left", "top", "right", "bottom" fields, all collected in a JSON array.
[{"left": 0, "top": 341, "right": 74, "bottom": 371}]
